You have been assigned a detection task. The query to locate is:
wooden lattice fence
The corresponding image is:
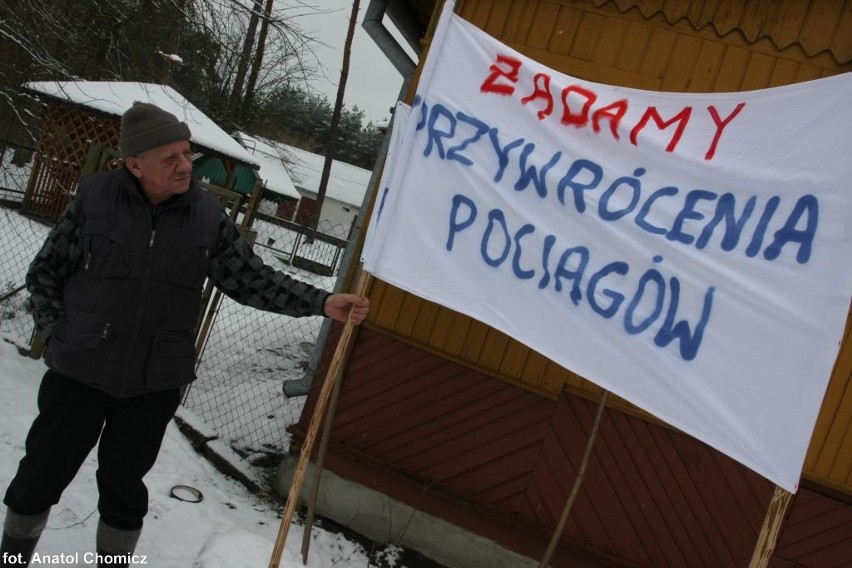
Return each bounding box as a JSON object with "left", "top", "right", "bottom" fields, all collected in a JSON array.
[{"left": 21, "top": 103, "right": 121, "bottom": 222}]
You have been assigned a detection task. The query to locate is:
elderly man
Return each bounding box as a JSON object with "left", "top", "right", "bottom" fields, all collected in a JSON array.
[{"left": 0, "top": 102, "right": 368, "bottom": 567}]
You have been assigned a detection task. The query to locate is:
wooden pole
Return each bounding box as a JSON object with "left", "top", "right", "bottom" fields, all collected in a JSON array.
[
  {"left": 748, "top": 485, "right": 794, "bottom": 568},
  {"left": 299, "top": 331, "right": 348, "bottom": 563},
  {"left": 277, "top": 1, "right": 450, "bottom": 562},
  {"left": 538, "top": 391, "right": 610, "bottom": 568},
  {"left": 268, "top": 273, "right": 371, "bottom": 568}
]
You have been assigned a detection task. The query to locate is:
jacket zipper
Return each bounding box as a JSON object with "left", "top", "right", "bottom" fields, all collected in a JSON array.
[{"left": 120, "top": 204, "right": 160, "bottom": 397}]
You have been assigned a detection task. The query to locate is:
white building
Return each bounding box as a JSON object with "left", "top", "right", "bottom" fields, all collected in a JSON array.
[
  {"left": 231, "top": 132, "right": 301, "bottom": 220},
  {"left": 278, "top": 144, "right": 372, "bottom": 239},
  {"left": 231, "top": 135, "right": 372, "bottom": 239}
]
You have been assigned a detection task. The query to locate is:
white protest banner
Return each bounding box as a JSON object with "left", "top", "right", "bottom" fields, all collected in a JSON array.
[
  {"left": 363, "top": 101, "right": 411, "bottom": 266},
  {"left": 362, "top": 1, "right": 852, "bottom": 492}
]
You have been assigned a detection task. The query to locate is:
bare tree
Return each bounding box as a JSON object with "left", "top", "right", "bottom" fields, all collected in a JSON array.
[
  {"left": 188, "top": 0, "right": 328, "bottom": 127},
  {"left": 0, "top": 0, "right": 327, "bottom": 138}
]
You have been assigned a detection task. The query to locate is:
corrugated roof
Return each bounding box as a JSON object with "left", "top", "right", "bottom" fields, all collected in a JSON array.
[{"left": 24, "top": 81, "right": 260, "bottom": 167}]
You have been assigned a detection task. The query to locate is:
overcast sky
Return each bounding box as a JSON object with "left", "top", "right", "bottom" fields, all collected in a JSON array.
[{"left": 297, "top": 0, "right": 416, "bottom": 124}]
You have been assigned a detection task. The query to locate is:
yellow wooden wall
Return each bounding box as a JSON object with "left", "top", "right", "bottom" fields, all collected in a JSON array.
[{"left": 364, "top": 0, "right": 852, "bottom": 493}]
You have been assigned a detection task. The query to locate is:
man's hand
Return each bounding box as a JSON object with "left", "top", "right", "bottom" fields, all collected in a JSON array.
[{"left": 323, "top": 294, "right": 370, "bottom": 324}]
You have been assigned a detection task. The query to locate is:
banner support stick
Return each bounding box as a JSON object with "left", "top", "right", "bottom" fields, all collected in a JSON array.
[
  {"left": 299, "top": 347, "right": 346, "bottom": 563},
  {"left": 268, "top": 272, "right": 372, "bottom": 568},
  {"left": 538, "top": 390, "right": 610, "bottom": 568},
  {"left": 747, "top": 485, "right": 794, "bottom": 568}
]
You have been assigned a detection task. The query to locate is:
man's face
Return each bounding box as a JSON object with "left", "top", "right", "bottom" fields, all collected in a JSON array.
[{"left": 125, "top": 140, "right": 193, "bottom": 204}]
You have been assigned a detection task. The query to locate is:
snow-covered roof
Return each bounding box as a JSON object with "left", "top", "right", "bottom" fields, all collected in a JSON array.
[
  {"left": 278, "top": 144, "right": 371, "bottom": 207},
  {"left": 231, "top": 132, "right": 300, "bottom": 200},
  {"left": 24, "top": 81, "right": 259, "bottom": 168}
]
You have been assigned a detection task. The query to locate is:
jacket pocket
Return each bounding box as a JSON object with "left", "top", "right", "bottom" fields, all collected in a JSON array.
[
  {"left": 146, "top": 325, "right": 197, "bottom": 389},
  {"left": 167, "top": 233, "right": 214, "bottom": 290},
  {"left": 82, "top": 217, "right": 130, "bottom": 279},
  {"left": 52, "top": 312, "right": 112, "bottom": 349},
  {"left": 47, "top": 312, "right": 115, "bottom": 385}
]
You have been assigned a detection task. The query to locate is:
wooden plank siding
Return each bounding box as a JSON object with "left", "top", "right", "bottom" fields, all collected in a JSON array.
[
  {"left": 772, "top": 487, "right": 852, "bottom": 567},
  {"left": 805, "top": 314, "right": 852, "bottom": 494},
  {"left": 295, "top": 329, "right": 852, "bottom": 567},
  {"left": 294, "top": 1, "right": 852, "bottom": 565}
]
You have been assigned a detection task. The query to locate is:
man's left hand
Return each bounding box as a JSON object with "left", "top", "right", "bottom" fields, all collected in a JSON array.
[{"left": 324, "top": 294, "right": 370, "bottom": 325}]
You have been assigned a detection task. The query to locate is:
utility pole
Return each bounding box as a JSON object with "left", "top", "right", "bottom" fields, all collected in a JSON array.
[
  {"left": 229, "top": 0, "right": 263, "bottom": 119},
  {"left": 309, "top": 0, "right": 360, "bottom": 233},
  {"left": 241, "top": 0, "right": 275, "bottom": 120}
]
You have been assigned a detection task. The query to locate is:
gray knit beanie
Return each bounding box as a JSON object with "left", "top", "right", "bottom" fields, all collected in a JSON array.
[{"left": 119, "top": 102, "right": 191, "bottom": 158}]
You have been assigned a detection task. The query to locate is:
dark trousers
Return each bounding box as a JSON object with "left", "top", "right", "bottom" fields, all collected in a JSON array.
[{"left": 4, "top": 370, "right": 180, "bottom": 530}]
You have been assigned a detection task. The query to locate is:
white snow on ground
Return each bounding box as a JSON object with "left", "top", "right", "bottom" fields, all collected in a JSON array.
[
  {"left": 0, "top": 198, "right": 416, "bottom": 567},
  {"left": 0, "top": 340, "right": 404, "bottom": 567}
]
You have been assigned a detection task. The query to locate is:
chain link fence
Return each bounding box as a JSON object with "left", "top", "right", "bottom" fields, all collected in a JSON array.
[
  {"left": 0, "top": 159, "right": 46, "bottom": 349},
  {"left": 183, "top": 215, "right": 343, "bottom": 467},
  {"left": 0, "top": 160, "right": 350, "bottom": 471}
]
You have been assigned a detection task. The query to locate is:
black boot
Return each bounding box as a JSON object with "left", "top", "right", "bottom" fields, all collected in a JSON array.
[
  {"left": 1, "top": 532, "right": 39, "bottom": 566},
  {"left": 1, "top": 508, "right": 49, "bottom": 567},
  {"left": 96, "top": 519, "right": 140, "bottom": 568},
  {"left": 96, "top": 549, "right": 130, "bottom": 568}
]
